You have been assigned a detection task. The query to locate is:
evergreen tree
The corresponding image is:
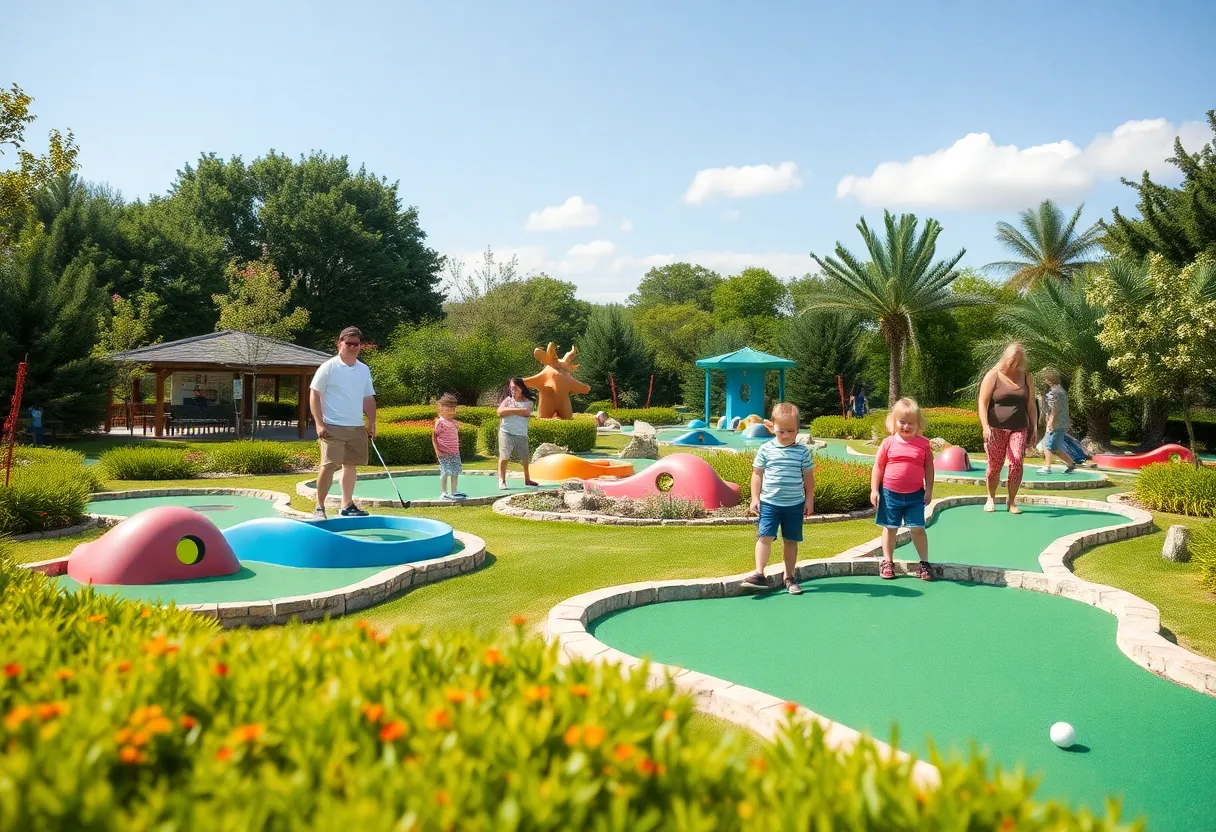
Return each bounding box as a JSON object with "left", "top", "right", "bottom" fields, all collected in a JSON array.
[
  {"left": 1103, "top": 110, "right": 1216, "bottom": 266},
  {"left": 778, "top": 312, "right": 866, "bottom": 419},
  {"left": 680, "top": 322, "right": 753, "bottom": 415},
  {"left": 576, "top": 305, "right": 654, "bottom": 403}
]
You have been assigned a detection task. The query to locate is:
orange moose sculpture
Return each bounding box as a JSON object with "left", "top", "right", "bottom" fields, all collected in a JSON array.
[{"left": 524, "top": 342, "right": 591, "bottom": 419}]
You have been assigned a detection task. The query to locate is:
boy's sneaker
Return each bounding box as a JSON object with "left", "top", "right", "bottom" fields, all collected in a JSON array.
[
  {"left": 917, "top": 561, "right": 934, "bottom": 582},
  {"left": 498, "top": 480, "right": 508, "bottom": 490},
  {"left": 740, "top": 571, "right": 769, "bottom": 591},
  {"left": 340, "top": 503, "right": 370, "bottom": 517},
  {"left": 312, "top": 506, "right": 327, "bottom": 521},
  {"left": 452, "top": 491, "right": 468, "bottom": 499},
  {"left": 1037, "top": 466, "right": 1051, "bottom": 474},
  {"left": 1064, "top": 464, "right": 1076, "bottom": 474},
  {"left": 440, "top": 493, "right": 455, "bottom": 501},
  {"left": 784, "top": 577, "right": 803, "bottom": 595}
]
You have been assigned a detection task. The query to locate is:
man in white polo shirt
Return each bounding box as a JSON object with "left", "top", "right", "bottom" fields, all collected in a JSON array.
[{"left": 309, "top": 326, "right": 378, "bottom": 519}]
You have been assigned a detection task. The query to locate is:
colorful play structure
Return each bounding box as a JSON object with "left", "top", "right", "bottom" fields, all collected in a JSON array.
[
  {"left": 669, "top": 429, "right": 725, "bottom": 447},
  {"left": 67, "top": 505, "right": 456, "bottom": 585},
  {"left": 529, "top": 453, "right": 634, "bottom": 481},
  {"left": 585, "top": 453, "right": 741, "bottom": 510},
  {"left": 935, "top": 444, "right": 974, "bottom": 472},
  {"left": 1093, "top": 443, "right": 1195, "bottom": 470},
  {"left": 695, "top": 347, "right": 797, "bottom": 426},
  {"left": 524, "top": 342, "right": 591, "bottom": 420}
]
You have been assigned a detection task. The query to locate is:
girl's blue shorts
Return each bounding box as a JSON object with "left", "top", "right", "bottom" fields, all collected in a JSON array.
[{"left": 875, "top": 487, "right": 926, "bottom": 529}]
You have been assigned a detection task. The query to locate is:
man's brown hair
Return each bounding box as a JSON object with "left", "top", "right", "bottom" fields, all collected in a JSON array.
[{"left": 338, "top": 326, "right": 363, "bottom": 343}]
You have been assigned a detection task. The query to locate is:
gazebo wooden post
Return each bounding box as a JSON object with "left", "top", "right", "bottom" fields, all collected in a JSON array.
[
  {"left": 297, "top": 373, "right": 311, "bottom": 438},
  {"left": 274, "top": 376, "right": 281, "bottom": 402},
  {"left": 153, "top": 370, "right": 166, "bottom": 437},
  {"left": 104, "top": 386, "right": 114, "bottom": 433}
]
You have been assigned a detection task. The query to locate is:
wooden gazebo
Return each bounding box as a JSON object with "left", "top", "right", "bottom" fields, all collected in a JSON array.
[{"left": 105, "top": 331, "right": 334, "bottom": 438}]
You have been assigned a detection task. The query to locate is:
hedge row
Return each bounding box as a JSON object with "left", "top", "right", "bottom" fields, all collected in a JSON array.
[
  {"left": 1135, "top": 462, "right": 1216, "bottom": 518},
  {"left": 204, "top": 441, "right": 319, "bottom": 475},
  {"left": 0, "top": 446, "right": 98, "bottom": 536},
  {"left": 597, "top": 408, "right": 681, "bottom": 426},
  {"left": 98, "top": 447, "right": 202, "bottom": 481},
  {"left": 481, "top": 418, "right": 598, "bottom": 455},
  {"left": 810, "top": 410, "right": 987, "bottom": 452},
  {"left": 688, "top": 449, "right": 871, "bottom": 513},
  {"left": 0, "top": 560, "right": 1127, "bottom": 829},
  {"left": 809, "top": 415, "right": 879, "bottom": 440},
  {"left": 378, "top": 405, "right": 500, "bottom": 427},
  {"left": 374, "top": 422, "right": 479, "bottom": 465},
  {"left": 1193, "top": 521, "right": 1216, "bottom": 592}
]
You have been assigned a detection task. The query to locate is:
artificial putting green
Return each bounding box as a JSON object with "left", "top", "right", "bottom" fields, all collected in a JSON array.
[
  {"left": 86, "top": 494, "right": 282, "bottom": 529},
  {"left": 591, "top": 573, "right": 1216, "bottom": 830},
  {"left": 333, "top": 474, "right": 542, "bottom": 501},
  {"left": 812, "top": 440, "right": 1106, "bottom": 484},
  {"left": 894, "top": 503, "right": 1130, "bottom": 572}
]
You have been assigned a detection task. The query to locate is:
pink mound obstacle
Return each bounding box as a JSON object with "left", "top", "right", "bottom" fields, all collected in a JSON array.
[
  {"left": 585, "top": 452, "right": 741, "bottom": 510},
  {"left": 935, "top": 444, "right": 973, "bottom": 472},
  {"left": 1093, "top": 443, "right": 1195, "bottom": 470},
  {"left": 67, "top": 506, "right": 241, "bottom": 586}
]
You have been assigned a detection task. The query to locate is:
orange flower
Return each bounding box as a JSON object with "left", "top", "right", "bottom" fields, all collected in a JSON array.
[
  {"left": 115, "top": 660, "right": 132, "bottom": 674},
  {"left": 215, "top": 746, "right": 233, "bottom": 762},
  {"left": 53, "top": 668, "right": 74, "bottom": 681},
  {"left": 118, "top": 745, "right": 143, "bottom": 764},
  {"left": 569, "top": 684, "right": 590, "bottom": 697},
  {"left": 86, "top": 614, "right": 106, "bottom": 623},
  {"left": 362, "top": 704, "right": 385, "bottom": 724},
  {"left": 750, "top": 756, "right": 767, "bottom": 773},
  {"left": 140, "top": 607, "right": 152, "bottom": 618},
  {"left": 523, "top": 685, "right": 549, "bottom": 703},
  {"left": 229, "top": 724, "right": 264, "bottom": 744},
  {"left": 612, "top": 743, "right": 635, "bottom": 761},
  {"left": 37, "top": 702, "right": 67, "bottom": 721},
  {"left": 1000, "top": 819, "right": 1014, "bottom": 832},
  {"left": 637, "top": 756, "right": 658, "bottom": 776},
  {"left": 355, "top": 620, "right": 371, "bottom": 630},
  {"left": 146, "top": 716, "right": 173, "bottom": 734},
  {"left": 4, "top": 705, "right": 32, "bottom": 729},
  {"left": 130, "top": 705, "right": 163, "bottom": 725},
  {"left": 582, "top": 725, "right": 606, "bottom": 748},
  {"left": 213, "top": 663, "right": 229, "bottom": 677},
  {"left": 310, "top": 633, "right": 322, "bottom": 643},
  {"left": 510, "top": 615, "right": 527, "bottom": 627},
  {"left": 425, "top": 708, "right": 451, "bottom": 730},
  {"left": 471, "top": 688, "right": 487, "bottom": 702},
  {"left": 3, "top": 663, "right": 20, "bottom": 679},
  {"left": 180, "top": 715, "right": 198, "bottom": 731},
  {"left": 563, "top": 725, "right": 582, "bottom": 746},
  {"left": 483, "top": 647, "right": 506, "bottom": 666},
  {"left": 142, "top": 636, "right": 179, "bottom": 657},
  {"left": 783, "top": 701, "right": 799, "bottom": 716},
  {"left": 662, "top": 708, "right": 676, "bottom": 721},
  {"left": 435, "top": 791, "right": 450, "bottom": 806},
  {"left": 129, "top": 731, "right": 149, "bottom": 748},
  {"left": 378, "top": 721, "right": 408, "bottom": 742},
  {"left": 444, "top": 688, "right": 467, "bottom": 704}
]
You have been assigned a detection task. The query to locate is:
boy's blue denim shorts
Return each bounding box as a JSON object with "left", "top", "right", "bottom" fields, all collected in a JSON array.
[
  {"left": 757, "top": 500, "right": 805, "bottom": 542},
  {"left": 875, "top": 487, "right": 926, "bottom": 529},
  {"left": 1044, "top": 430, "right": 1066, "bottom": 452}
]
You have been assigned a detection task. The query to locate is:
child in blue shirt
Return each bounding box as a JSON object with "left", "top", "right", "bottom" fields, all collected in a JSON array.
[{"left": 741, "top": 403, "right": 815, "bottom": 595}]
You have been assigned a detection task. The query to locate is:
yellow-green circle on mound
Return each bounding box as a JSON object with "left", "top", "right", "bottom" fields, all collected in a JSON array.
[{"left": 175, "top": 536, "right": 203, "bottom": 565}]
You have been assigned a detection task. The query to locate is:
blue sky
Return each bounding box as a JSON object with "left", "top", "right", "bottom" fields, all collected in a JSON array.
[{"left": 5, "top": 0, "right": 1214, "bottom": 302}]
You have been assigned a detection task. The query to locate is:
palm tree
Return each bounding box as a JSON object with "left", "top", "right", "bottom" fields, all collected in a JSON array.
[
  {"left": 971, "top": 272, "right": 1119, "bottom": 444},
  {"left": 804, "top": 211, "right": 983, "bottom": 403},
  {"left": 986, "top": 200, "right": 1103, "bottom": 292}
]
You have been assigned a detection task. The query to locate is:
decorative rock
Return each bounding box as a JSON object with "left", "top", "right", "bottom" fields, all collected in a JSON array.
[
  {"left": 531, "top": 442, "right": 569, "bottom": 462},
  {"left": 618, "top": 433, "right": 659, "bottom": 460},
  {"left": 1163, "top": 525, "right": 1191, "bottom": 563},
  {"left": 929, "top": 437, "right": 948, "bottom": 453},
  {"left": 1081, "top": 436, "right": 1112, "bottom": 457},
  {"left": 632, "top": 420, "right": 657, "bottom": 438}
]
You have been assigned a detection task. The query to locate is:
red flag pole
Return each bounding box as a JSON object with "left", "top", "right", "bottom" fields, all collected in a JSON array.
[
  {"left": 645, "top": 375, "right": 654, "bottom": 409},
  {"left": 837, "top": 375, "right": 847, "bottom": 418},
  {"left": 608, "top": 374, "right": 618, "bottom": 410},
  {"left": 4, "top": 357, "right": 29, "bottom": 487}
]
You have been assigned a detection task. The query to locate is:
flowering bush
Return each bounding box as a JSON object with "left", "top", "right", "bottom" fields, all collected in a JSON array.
[{"left": 98, "top": 447, "right": 201, "bottom": 481}]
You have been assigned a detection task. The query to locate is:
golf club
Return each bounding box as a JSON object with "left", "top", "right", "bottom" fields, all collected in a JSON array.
[{"left": 370, "top": 437, "right": 411, "bottom": 509}]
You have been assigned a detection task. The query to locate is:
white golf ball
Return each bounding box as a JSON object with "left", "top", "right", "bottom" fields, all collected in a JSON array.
[{"left": 1049, "top": 722, "right": 1076, "bottom": 748}]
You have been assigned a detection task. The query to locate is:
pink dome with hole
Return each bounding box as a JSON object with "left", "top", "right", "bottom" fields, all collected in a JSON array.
[{"left": 585, "top": 453, "right": 740, "bottom": 509}]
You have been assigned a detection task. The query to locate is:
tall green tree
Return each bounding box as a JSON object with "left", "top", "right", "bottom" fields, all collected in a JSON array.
[
  {"left": 446, "top": 265, "right": 590, "bottom": 350},
  {"left": 576, "top": 305, "right": 654, "bottom": 403},
  {"left": 778, "top": 311, "right": 866, "bottom": 419},
  {"left": 627, "top": 263, "right": 722, "bottom": 311},
  {"left": 213, "top": 251, "right": 310, "bottom": 341},
  {"left": 1087, "top": 253, "right": 1216, "bottom": 464},
  {"left": 1, "top": 83, "right": 78, "bottom": 242},
  {"left": 985, "top": 200, "right": 1103, "bottom": 292},
  {"left": 94, "top": 289, "right": 163, "bottom": 421},
  {"left": 804, "top": 211, "right": 981, "bottom": 402},
  {"left": 1103, "top": 110, "right": 1216, "bottom": 266},
  {"left": 710, "top": 267, "right": 789, "bottom": 349}
]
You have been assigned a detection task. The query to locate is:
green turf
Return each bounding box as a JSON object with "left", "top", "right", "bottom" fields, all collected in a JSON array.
[
  {"left": 813, "top": 440, "right": 1105, "bottom": 483},
  {"left": 334, "top": 474, "right": 543, "bottom": 500},
  {"left": 591, "top": 576, "right": 1216, "bottom": 830},
  {"left": 86, "top": 494, "right": 283, "bottom": 528}
]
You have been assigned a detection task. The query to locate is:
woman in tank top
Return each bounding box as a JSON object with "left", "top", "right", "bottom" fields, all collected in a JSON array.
[{"left": 977, "top": 342, "right": 1038, "bottom": 514}]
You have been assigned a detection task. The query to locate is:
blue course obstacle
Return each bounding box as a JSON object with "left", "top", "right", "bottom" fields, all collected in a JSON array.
[
  {"left": 687, "top": 419, "right": 708, "bottom": 429},
  {"left": 716, "top": 415, "right": 728, "bottom": 429},
  {"left": 224, "top": 515, "right": 455, "bottom": 569},
  {"left": 668, "top": 429, "right": 726, "bottom": 447},
  {"left": 743, "top": 423, "right": 774, "bottom": 439}
]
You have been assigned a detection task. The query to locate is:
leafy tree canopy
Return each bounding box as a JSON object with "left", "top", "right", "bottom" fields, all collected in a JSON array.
[
  {"left": 0, "top": 84, "right": 79, "bottom": 241},
  {"left": 986, "top": 200, "right": 1102, "bottom": 292},
  {"left": 213, "top": 250, "right": 311, "bottom": 342},
  {"left": 627, "top": 263, "right": 722, "bottom": 312}
]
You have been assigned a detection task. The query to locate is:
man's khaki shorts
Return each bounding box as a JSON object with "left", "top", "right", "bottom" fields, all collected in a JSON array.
[{"left": 320, "top": 423, "right": 369, "bottom": 471}]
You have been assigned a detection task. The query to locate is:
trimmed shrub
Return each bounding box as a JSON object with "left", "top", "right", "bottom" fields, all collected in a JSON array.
[
  {"left": 0, "top": 470, "right": 91, "bottom": 536},
  {"left": 481, "top": 418, "right": 597, "bottom": 455},
  {"left": 922, "top": 413, "right": 984, "bottom": 452},
  {"left": 98, "top": 447, "right": 201, "bottom": 481},
  {"left": 605, "top": 407, "right": 681, "bottom": 426},
  {"left": 1192, "top": 521, "right": 1216, "bottom": 592},
  {"left": 0, "top": 560, "right": 1127, "bottom": 830},
  {"left": 810, "top": 415, "right": 878, "bottom": 440},
  {"left": 205, "top": 441, "right": 300, "bottom": 475},
  {"left": 379, "top": 405, "right": 500, "bottom": 427},
  {"left": 373, "top": 422, "right": 479, "bottom": 465},
  {"left": 512, "top": 492, "right": 566, "bottom": 512},
  {"left": 689, "top": 449, "right": 870, "bottom": 513},
  {"left": 1135, "top": 462, "right": 1216, "bottom": 518},
  {"left": 9, "top": 446, "right": 103, "bottom": 492}
]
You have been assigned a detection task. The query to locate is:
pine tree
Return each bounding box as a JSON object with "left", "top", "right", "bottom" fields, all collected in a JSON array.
[
  {"left": 778, "top": 312, "right": 866, "bottom": 419},
  {"left": 576, "top": 305, "right": 653, "bottom": 404}
]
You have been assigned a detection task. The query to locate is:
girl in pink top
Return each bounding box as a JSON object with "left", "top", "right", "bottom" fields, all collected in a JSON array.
[
  {"left": 870, "top": 397, "right": 935, "bottom": 581},
  {"left": 432, "top": 393, "right": 466, "bottom": 500}
]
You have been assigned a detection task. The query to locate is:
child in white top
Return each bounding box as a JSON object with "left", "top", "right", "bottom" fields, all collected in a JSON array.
[{"left": 496, "top": 377, "right": 539, "bottom": 490}]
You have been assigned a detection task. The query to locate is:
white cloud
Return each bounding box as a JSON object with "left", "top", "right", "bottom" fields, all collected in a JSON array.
[
  {"left": 566, "top": 240, "right": 616, "bottom": 258},
  {"left": 524, "top": 196, "right": 600, "bottom": 231},
  {"left": 620, "top": 218, "right": 633, "bottom": 232},
  {"left": 723, "top": 209, "right": 741, "bottom": 221},
  {"left": 836, "top": 117, "right": 1211, "bottom": 211},
  {"left": 683, "top": 162, "right": 804, "bottom": 205}
]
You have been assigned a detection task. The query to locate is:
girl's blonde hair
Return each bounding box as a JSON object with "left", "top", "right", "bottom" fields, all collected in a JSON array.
[
  {"left": 885, "top": 397, "right": 924, "bottom": 435},
  {"left": 996, "top": 342, "right": 1027, "bottom": 374}
]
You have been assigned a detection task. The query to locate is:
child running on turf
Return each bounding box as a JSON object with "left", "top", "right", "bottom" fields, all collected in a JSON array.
[
  {"left": 741, "top": 402, "right": 815, "bottom": 595},
  {"left": 1038, "top": 368, "right": 1076, "bottom": 475},
  {"left": 871, "top": 397, "right": 935, "bottom": 581},
  {"left": 432, "top": 393, "right": 467, "bottom": 500},
  {"left": 497, "top": 377, "right": 540, "bottom": 490}
]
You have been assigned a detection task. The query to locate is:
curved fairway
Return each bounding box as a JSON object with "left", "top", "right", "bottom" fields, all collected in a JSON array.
[{"left": 87, "top": 494, "right": 283, "bottom": 529}]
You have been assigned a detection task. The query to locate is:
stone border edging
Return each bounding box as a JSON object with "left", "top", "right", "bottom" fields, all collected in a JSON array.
[
  {"left": 22, "top": 531, "right": 487, "bottom": 629},
  {"left": 544, "top": 493, "right": 1214, "bottom": 792},
  {"left": 297, "top": 469, "right": 519, "bottom": 508},
  {"left": 86, "top": 487, "right": 311, "bottom": 522},
  {"left": 11, "top": 517, "right": 103, "bottom": 542},
  {"left": 492, "top": 491, "right": 875, "bottom": 526}
]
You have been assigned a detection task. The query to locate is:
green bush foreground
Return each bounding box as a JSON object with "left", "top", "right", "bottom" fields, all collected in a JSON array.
[
  {"left": 690, "top": 450, "right": 871, "bottom": 513},
  {"left": 1135, "top": 462, "right": 1216, "bottom": 518},
  {"left": 0, "top": 446, "right": 99, "bottom": 536},
  {"left": 0, "top": 560, "right": 1135, "bottom": 830},
  {"left": 481, "top": 418, "right": 598, "bottom": 455}
]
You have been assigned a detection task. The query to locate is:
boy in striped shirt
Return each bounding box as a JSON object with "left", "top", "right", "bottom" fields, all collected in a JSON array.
[{"left": 741, "top": 402, "right": 815, "bottom": 595}]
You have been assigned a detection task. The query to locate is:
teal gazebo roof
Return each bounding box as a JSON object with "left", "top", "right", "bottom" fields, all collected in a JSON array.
[{"left": 695, "top": 347, "right": 797, "bottom": 369}]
